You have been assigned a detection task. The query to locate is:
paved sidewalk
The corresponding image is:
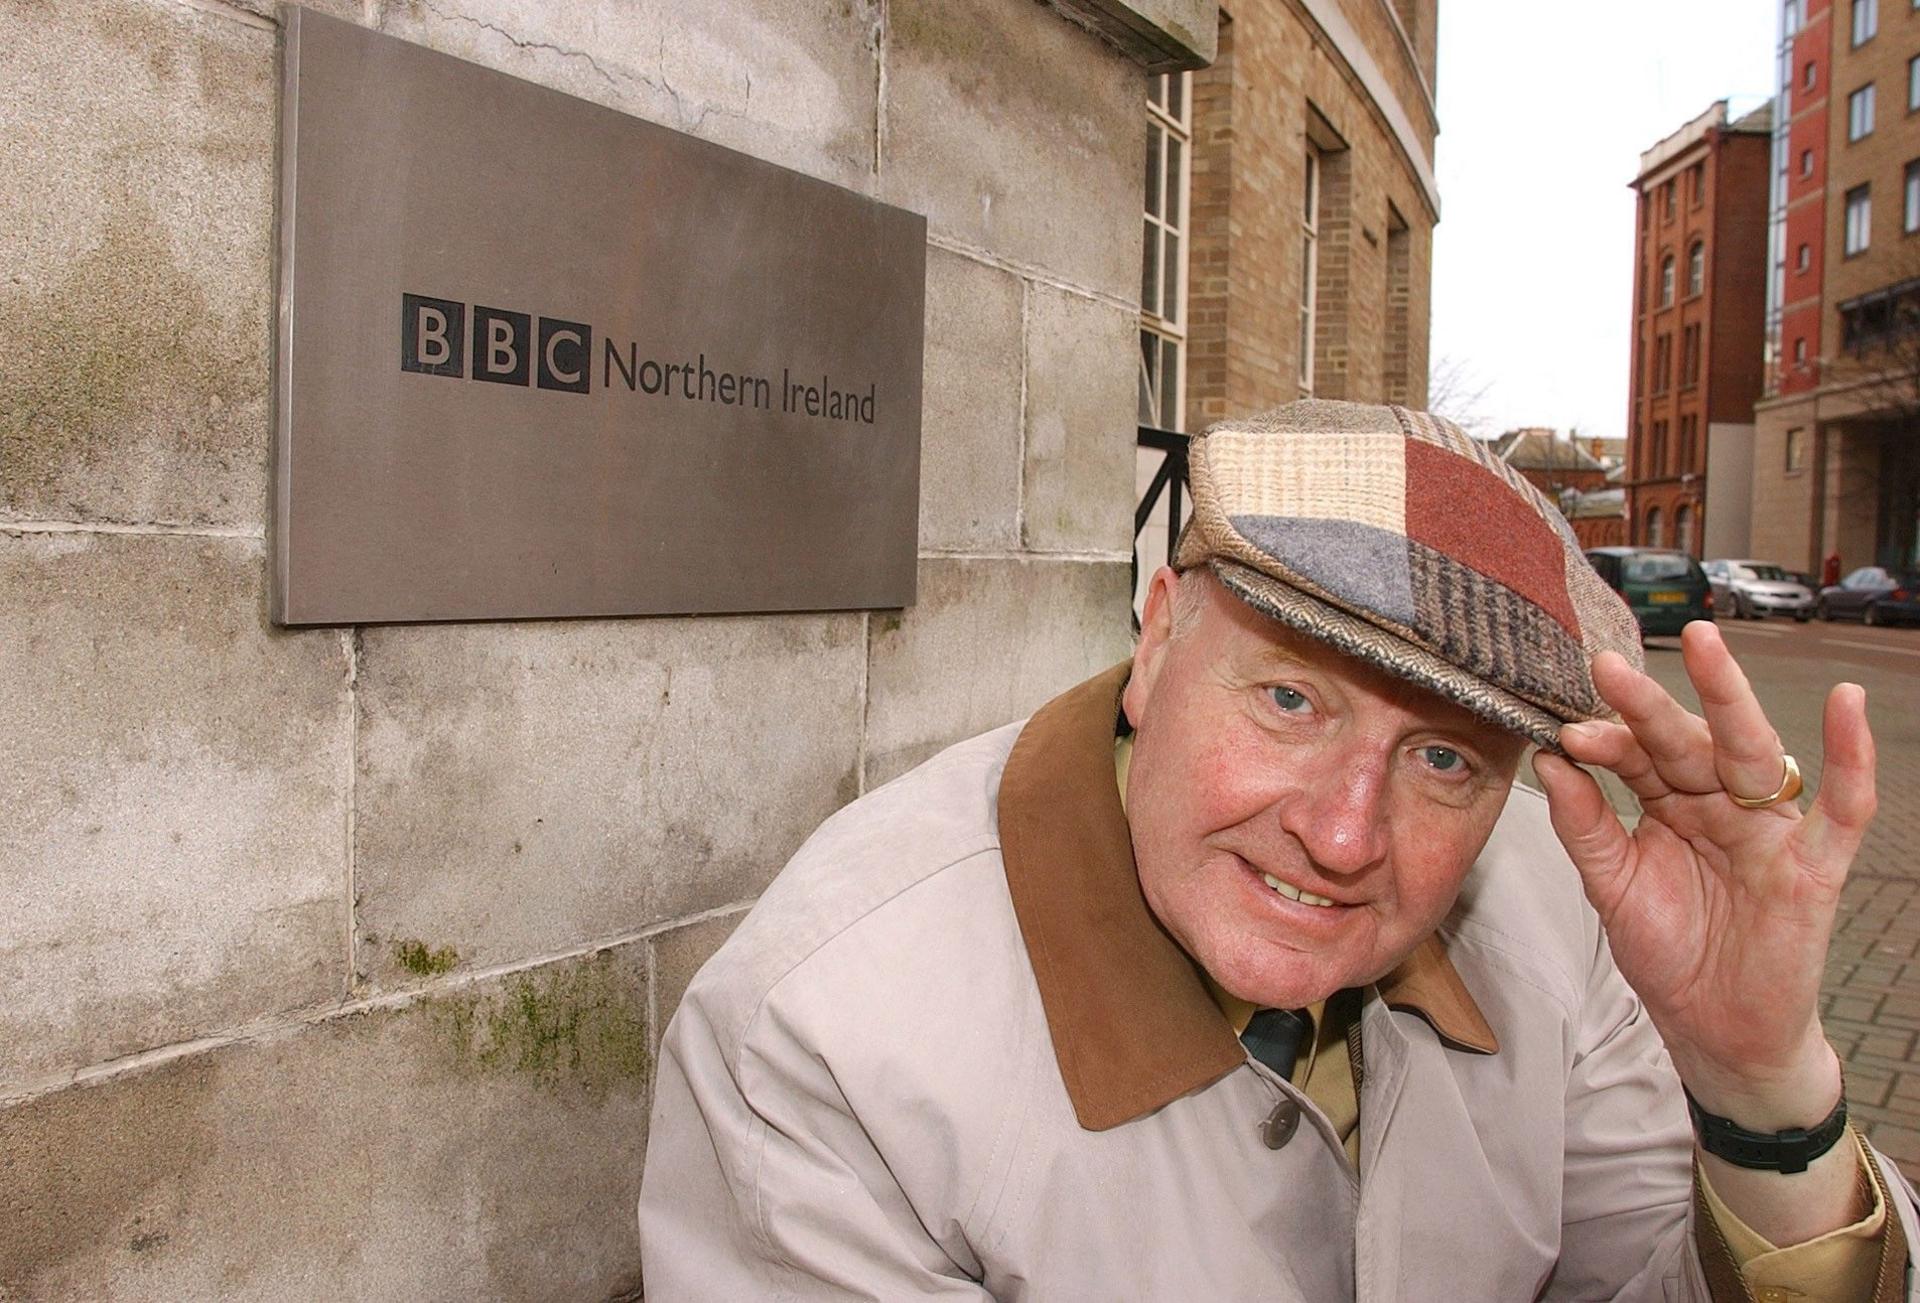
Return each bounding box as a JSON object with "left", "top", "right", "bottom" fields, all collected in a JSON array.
[{"left": 1523, "top": 623, "right": 1920, "bottom": 1179}]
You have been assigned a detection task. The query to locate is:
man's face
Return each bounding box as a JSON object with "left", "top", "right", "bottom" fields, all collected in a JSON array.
[{"left": 1123, "top": 568, "right": 1527, "bottom": 1010}]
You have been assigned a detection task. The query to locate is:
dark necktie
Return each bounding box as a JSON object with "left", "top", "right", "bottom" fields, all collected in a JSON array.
[{"left": 1241, "top": 1007, "right": 1313, "bottom": 1081}]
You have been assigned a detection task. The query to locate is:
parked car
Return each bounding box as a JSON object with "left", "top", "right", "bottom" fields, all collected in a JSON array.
[
  {"left": 1815, "top": 566, "right": 1920, "bottom": 625},
  {"left": 1702, "top": 559, "right": 1815, "bottom": 621},
  {"left": 1584, "top": 547, "right": 1714, "bottom": 638}
]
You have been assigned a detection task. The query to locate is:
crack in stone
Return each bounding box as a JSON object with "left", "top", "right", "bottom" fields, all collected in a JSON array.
[
  {"left": 417, "top": 3, "right": 759, "bottom": 138},
  {"left": 421, "top": 0, "right": 621, "bottom": 90}
]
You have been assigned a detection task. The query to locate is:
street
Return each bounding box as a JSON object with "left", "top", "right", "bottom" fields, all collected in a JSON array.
[{"left": 1535, "top": 615, "right": 1920, "bottom": 1176}]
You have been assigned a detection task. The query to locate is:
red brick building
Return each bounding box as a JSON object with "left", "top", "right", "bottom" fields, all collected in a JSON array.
[
  {"left": 1624, "top": 100, "right": 1773, "bottom": 559},
  {"left": 1752, "top": 0, "right": 1920, "bottom": 574},
  {"left": 1494, "top": 427, "right": 1612, "bottom": 498}
]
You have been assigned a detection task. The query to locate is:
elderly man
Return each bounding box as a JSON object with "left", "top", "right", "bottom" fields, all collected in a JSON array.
[{"left": 638, "top": 401, "right": 1918, "bottom": 1299}]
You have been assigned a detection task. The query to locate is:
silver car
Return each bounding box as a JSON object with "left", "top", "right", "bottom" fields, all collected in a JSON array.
[{"left": 1703, "top": 559, "right": 1815, "bottom": 621}]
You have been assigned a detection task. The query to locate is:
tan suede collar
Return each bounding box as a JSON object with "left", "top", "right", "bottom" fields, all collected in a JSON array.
[{"left": 998, "top": 663, "right": 1499, "bottom": 1132}]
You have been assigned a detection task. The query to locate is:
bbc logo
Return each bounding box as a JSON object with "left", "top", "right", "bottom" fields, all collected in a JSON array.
[{"left": 400, "top": 292, "right": 592, "bottom": 394}]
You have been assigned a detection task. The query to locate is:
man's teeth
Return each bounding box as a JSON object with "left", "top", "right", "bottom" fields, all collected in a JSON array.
[{"left": 1261, "top": 873, "right": 1336, "bottom": 907}]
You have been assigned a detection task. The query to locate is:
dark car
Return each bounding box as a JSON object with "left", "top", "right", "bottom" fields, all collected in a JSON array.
[
  {"left": 1585, "top": 547, "right": 1714, "bottom": 638},
  {"left": 1815, "top": 566, "right": 1920, "bottom": 625}
]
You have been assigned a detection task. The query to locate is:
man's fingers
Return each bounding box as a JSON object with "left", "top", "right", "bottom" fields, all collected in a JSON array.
[
  {"left": 1558, "top": 718, "right": 1674, "bottom": 803},
  {"left": 1680, "top": 622, "right": 1790, "bottom": 804},
  {"left": 1589, "top": 650, "right": 1719, "bottom": 794},
  {"left": 1799, "top": 684, "right": 1876, "bottom": 876},
  {"left": 1532, "top": 750, "right": 1637, "bottom": 916}
]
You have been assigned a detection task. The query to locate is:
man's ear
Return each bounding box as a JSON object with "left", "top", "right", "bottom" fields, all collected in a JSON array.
[{"left": 1125, "top": 566, "right": 1182, "bottom": 730}]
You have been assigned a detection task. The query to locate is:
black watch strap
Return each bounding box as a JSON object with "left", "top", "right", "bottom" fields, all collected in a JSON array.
[{"left": 1685, "top": 1086, "right": 1849, "bottom": 1174}]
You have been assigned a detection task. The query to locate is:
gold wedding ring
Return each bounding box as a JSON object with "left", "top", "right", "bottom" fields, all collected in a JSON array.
[{"left": 1728, "top": 753, "right": 1804, "bottom": 809}]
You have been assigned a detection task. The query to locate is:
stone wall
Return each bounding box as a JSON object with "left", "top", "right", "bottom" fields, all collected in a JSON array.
[{"left": 0, "top": 0, "right": 1188, "bottom": 1293}]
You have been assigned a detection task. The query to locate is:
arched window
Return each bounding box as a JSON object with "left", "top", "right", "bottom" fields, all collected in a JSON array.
[
  {"left": 1675, "top": 502, "right": 1695, "bottom": 555},
  {"left": 1660, "top": 255, "right": 1676, "bottom": 307},
  {"left": 1646, "top": 506, "right": 1665, "bottom": 548},
  {"left": 1687, "top": 243, "right": 1705, "bottom": 297}
]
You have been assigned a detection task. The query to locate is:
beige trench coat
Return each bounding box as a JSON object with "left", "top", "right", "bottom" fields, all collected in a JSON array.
[{"left": 639, "top": 666, "right": 1917, "bottom": 1300}]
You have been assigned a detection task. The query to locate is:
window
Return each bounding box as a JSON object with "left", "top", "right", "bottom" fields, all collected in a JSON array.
[
  {"left": 1299, "top": 146, "right": 1320, "bottom": 394},
  {"left": 1845, "top": 184, "right": 1872, "bottom": 255},
  {"left": 1801, "top": 148, "right": 1815, "bottom": 177},
  {"left": 1785, "top": 0, "right": 1803, "bottom": 36},
  {"left": 1786, "top": 427, "right": 1807, "bottom": 473},
  {"left": 1805, "top": 61, "right": 1817, "bottom": 91},
  {"left": 1849, "top": 84, "right": 1876, "bottom": 141},
  {"left": 1664, "top": 181, "right": 1676, "bottom": 222},
  {"left": 1675, "top": 502, "right": 1695, "bottom": 554},
  {"left": 1682, "top": 323, "right": 1701, "bottom": 386},
  {"left": 1910, "top": 56, "right": 1920, "bottom": 110},
  {"left": 1687, "top": 242, "right": 1705, "bottom": 297},
  {"left": 1798, "top": 242, "right": 1811, "bottom": 271},
  {"left": 1655, "top": 333, "right": 1673, "bottom": 392},
  {"left": 1689, "top": 162, "right": 1706, "bottom": 208},
  {"left": 1853, "top": 0, "right": 1877, "bottom": 45},
  {"left": 1646, "top": 505, "right": 1665, "bottom": 548},
  {"left": 1140, "top": 73, "right": 1190, "bottom": 430},
  {"left": 1795, "top": 336, "right": 1809, "bottom": 366},
  {"left": 1907, "top": 159, "right": 1920, "bottom": 233},
  {"left": 1660, "top": 254, "right": 1675, "bottom": 306}
]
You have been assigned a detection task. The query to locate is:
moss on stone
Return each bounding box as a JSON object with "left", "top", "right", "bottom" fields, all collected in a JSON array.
[
  {"left": 432, "top": 952, "right": 649, "bottom": 1098},
  {"left": 393, "top": 938, "right": 461, "bottom": 977}
]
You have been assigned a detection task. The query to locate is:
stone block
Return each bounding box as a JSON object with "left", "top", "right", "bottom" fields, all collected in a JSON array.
[
  {"left": 0, "top": 0, "right": 275, "bottom": 528},
  {"left": 919, "top": 247, "right": 1024, "bottom": 551},
  {"left": 649, "top": 908, "right": 747, "bottom": 1051},
  {"left": 864, "top": 556, "right": 1134, "bottom": 786},
  {"left": 883, "top": 0, "right": 1143, "bottom": 299},
  {"left": 354, "top": 615, "right": 864, "bottom": 987},
  {"left": 1021, "top": 284, "right": 1138, "bottom": 553},
  {"left": 0, "top": 945, "right": 650, "bottom": 1301},
  {"left": 1045, "top": 0, "right": 1217, "bottom": 71},
  {"left": 0, "top": 532, "right": 350, "bottom": 1090},
  {"left": 375, "top": 0, "right": 880, "bottom": 193}
]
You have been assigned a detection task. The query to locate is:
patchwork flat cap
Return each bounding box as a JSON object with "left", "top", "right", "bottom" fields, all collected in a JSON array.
[{"left": 1173, "top": 399, "right": 1643, "bottom": 749}]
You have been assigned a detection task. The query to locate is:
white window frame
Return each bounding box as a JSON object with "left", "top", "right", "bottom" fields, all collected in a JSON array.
[
  {"left": 1853, "top": 0, "right": 1877, "bottom": 45},
  {"left": 1846, "top": 184, "right": 1873, "bottom": 255},
  {"left": 1801, "top": 147, "right": 1815, "bottom": 177},
  {"left": 1688, "top": 243, "right": 1705, "bottom": 297},
  {"left": 1849, "top": 83, "right": 1876, "bottom": 141},
  {"left": 1660, "top": 254, "right": 1675, "bottom": 306},
  {"left": 1909, "top": 56, "right": 1919, "bottom": 111},
  {"left": 1906, "top": 160, "right": 1920, "bottom": 233},
  {"left": 1140, "top": 73, "right": 1191, "bottom": 432},
  {"left": 1300, "top": 147, "right": 1321, "bottom": 396},
  {"left": 1798, "top": 242, "right": 1811, "bottom": 271}
]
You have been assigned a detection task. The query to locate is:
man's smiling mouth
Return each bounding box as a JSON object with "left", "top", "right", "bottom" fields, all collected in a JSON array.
[{"left": 1260, "top": 873, "right": 1338, "bottom": 908}]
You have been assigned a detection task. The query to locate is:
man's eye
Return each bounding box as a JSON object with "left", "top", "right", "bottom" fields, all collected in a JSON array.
[
  {"left": 1269, "top": 686, "right": 1311, "bottom": 714},
  {"left": 1419, "top": 746, "right": 1465, "bottom": 773}
]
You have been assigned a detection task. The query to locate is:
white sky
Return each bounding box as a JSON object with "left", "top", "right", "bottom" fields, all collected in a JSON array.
[{"left": 1430, "top": 0, "right": 1779, "bottom": 441}]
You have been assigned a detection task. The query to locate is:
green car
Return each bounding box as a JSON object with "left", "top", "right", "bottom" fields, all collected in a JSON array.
[{"left": 1583, "top": 547, "right": 1715, "bottom": 638}]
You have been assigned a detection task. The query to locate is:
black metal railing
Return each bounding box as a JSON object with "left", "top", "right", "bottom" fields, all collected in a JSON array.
[{"left": 1133, "top": 425, "right": 1190, "bottom": 629}]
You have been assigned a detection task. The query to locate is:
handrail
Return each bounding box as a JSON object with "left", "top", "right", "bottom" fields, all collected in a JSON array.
[{"left": 1133, "top": 425, "right": 1190, "bottom": 629}]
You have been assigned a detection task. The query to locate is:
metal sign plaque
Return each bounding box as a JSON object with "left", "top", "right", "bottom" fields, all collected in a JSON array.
[{"left": 272, "top": 8, "right": 925, "bottom": 624}]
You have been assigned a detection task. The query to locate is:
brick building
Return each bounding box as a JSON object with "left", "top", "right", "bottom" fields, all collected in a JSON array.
[
  {"left": 1136, "top": 0, "right": 1439, "bottom": 595},
  {"left": 1624, "top": 100, "right": 1773, "bottom": 560},
  {"left": 1752, "top": 0, "right": 1920, "bottom": 574},
  {"left": 1495, "top": 427, "right": 1612, "bottom": 498}
]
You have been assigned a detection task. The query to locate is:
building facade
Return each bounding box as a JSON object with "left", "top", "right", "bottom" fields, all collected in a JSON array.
[
  {"left": 1624, "top": 100, "right": 1773, "bottom": 560},
  {"left": 1752, "top": 0, "right": 1920, "bottom": 573},
  {"left": 1135, "top": 0, "right": 1440, "bottom": 602},
  {"left": 0, "top": 0, "right": 1214, "bottom": 1293}
]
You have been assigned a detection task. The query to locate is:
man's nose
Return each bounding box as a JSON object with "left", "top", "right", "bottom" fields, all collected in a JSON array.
[{"left": 1284, "top": 747, "right": 1391, "bottom": 876}]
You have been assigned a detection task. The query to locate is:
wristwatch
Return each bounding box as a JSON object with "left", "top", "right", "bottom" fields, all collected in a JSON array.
[{"left": 1685, "top": 1086, "right": 1849, "bottom": 1175}]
